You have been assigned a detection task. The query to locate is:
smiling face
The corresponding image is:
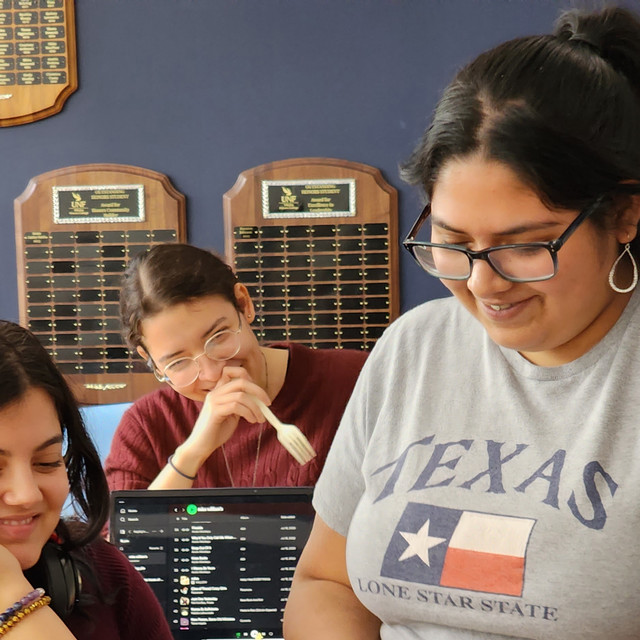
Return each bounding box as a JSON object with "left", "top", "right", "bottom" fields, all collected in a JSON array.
[
  {"left": 139, "top": 286, "right": 263, "bottom": 402},
  {"left": 0, "top": 386, "right": 69, "bottom": 570},
  {"left": 431, "top": 156, "right": 636, "bottom": 366}
]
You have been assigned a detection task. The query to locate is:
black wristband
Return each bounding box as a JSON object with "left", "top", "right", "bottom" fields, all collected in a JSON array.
[{"left": 167, "top": 454, "right": 197, "bottom": 480}]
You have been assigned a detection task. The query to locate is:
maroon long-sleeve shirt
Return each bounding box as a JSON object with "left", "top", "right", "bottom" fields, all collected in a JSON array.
[{"left": 105, "top": 343, "right": 368, "bottom": 489}]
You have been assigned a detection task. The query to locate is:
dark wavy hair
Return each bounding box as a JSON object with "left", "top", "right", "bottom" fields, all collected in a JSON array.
[
  {"left": 0, "top": 321, "right": 109, "bottom": 549},
  {"left": 402, "top": 6, "right": 640, "bottom": 255},
  {"left": 120, "top": 243, "right": 239, "bottom": 350}
]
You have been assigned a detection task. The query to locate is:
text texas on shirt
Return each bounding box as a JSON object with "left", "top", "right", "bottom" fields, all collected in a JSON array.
[{"left": 356, "top": 434, "right": 618, "bottom": 624}]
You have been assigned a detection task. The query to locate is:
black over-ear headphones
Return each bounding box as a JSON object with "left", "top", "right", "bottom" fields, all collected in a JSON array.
[{"left": 23, "top": 540, "right": 81, "bottom": 620}]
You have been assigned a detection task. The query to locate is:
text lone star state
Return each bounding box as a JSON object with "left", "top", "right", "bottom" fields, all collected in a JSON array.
[{"left": 398, "top": 519, "right": 447, "bottom": 566}]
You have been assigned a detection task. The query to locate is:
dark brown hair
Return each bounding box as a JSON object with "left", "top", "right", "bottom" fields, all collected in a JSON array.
[
  {"left": 120, "top": 243, "right": 239, "bottom": 349},
  {"left": 0, "top": 321, "right": 109, "bottom": 548},
  {"left": 402, "top": 6, "right": 640, "bottom": 255}
]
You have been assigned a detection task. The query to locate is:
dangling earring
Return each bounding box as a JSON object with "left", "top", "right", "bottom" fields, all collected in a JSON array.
[{"left": 608, "top": 243, "right": 639, "bottom": 293}]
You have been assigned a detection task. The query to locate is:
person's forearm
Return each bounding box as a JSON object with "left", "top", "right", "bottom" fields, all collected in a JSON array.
[
  {"left": 148, "top": 463, "right": 195, "bottom": 489},
  {"left": 283, "top": 578, "right": 381, "bottom": 640},
  {"left": 148, "top": 443, "right": 207, "bottom": 489}
]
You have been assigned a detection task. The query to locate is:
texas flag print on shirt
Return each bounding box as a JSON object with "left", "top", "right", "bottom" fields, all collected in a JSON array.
[{"left": 380, "top": 503, "right": 536, "bottom": 597}]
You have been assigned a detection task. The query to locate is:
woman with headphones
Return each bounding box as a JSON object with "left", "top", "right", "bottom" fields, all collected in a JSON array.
[{"left": 0, "top": 321, "right": 172, "bottom": 639}]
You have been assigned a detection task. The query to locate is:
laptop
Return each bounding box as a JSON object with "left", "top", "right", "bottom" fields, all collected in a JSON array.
[{"left": 110, "top": 487, "right": 315, "bottom": 640}]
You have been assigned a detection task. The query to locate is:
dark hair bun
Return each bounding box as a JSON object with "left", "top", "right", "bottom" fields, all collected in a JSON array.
[{"left": 554, "top": 7, "right": 640, "bottom": 92}]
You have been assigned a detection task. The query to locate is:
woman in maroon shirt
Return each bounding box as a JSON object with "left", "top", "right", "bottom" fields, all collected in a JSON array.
[{"left": 105, "top": 243, "right": 367, "bottom": 491}]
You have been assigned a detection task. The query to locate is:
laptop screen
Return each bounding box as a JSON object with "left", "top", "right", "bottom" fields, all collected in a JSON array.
[{"left": 110, "top": 487, "right": 314, "bottom": 640}]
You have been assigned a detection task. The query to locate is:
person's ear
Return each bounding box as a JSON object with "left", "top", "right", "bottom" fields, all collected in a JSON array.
[
  {"left": 234, "top": 282, "right": 256, "bottom": 323},
  {"left": 137, "top": 346, "right": 156, "bottom": 372},
  {"left": 615, "top": 194, "right": 640, "bottom": 243}
]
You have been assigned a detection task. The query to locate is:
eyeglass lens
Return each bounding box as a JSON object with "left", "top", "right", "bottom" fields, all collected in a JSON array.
[
  {"left": 414, "top": 245, "right": 555, "bottom": 281},
  {"left": 163, "top": 325, "right": 242, "bottom": 387}
]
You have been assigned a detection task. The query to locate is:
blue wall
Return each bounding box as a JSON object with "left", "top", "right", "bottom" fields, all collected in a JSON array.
[{"left": 2, "top": 0, "right": 630, "bottom": 320}]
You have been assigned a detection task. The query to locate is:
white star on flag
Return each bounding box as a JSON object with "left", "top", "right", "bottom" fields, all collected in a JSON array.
[{"left": 398, "top": 518, "right": 447, "bottom": 566}]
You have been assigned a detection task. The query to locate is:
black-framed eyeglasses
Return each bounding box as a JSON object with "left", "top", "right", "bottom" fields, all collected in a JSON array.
[
  {"left": 403, "top": 197, "right": 605, "bottom": 283},
  {"left": 149, "top": 309, "right": 243, "bottom": 387}
]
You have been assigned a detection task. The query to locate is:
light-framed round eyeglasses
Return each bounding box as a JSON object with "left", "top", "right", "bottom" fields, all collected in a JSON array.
[
  {"left": 403, "top": 196, "right": 606, "bottom": 283},
  {"left": 149, "top": 309, "right": 243, "bottom": 388}
]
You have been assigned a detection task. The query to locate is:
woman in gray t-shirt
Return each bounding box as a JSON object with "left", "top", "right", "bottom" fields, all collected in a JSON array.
[{"left": 284, "top": 6, "right": 640, "bottom": 640}]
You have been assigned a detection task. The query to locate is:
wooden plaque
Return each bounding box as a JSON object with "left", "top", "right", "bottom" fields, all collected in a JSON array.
[
  {"left": 224, "top": 158, "right": 399, "bottom": 352},
  {"left": 15, "top": 163, "right": 187, "bottom": 405},
  {"left": 0, "top": 0, "right": 77, "bottom": 127}
]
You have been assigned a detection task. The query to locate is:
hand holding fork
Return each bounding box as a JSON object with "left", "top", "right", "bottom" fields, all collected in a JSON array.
[{"left": 250, "top": 395, "right": 316, "bottom": 465}]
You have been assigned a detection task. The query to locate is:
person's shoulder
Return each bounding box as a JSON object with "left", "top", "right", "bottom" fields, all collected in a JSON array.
[
  {"left": 81, "top": 537, "right": 151, "bottom": 591},
  {"left": 73, "top": 537, "right": 173, "bottom": 638},
  {"left": 69, "top": 537, "right": 125, "bottom": 588},
  {"left": 372, "top": 296, "right": 479, "bottom": 355},
  {"left": 392, "top": 296, "right": 472, "bottom": 332},
  {"left": 403, "top": 294, "right": 461, "bottom": 318},
  {"left": 80, "top": 536, "right": 128, "bottom": 566},
  {"left": 284, "top": 342, "right": 368, "bottom": 372},
  {"left": 291, "top": 341, "right": 368, "bottom": 360}
]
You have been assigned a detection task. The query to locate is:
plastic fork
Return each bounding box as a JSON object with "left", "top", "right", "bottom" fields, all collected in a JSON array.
[{"left": 251, "top": 395, "right": 317, "bottom": 465}]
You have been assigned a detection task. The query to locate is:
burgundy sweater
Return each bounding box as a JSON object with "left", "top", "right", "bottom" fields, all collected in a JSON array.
[
  {"left": 105, "top": 343, "right": 367, "bottom": 489},
  {"left": 65, "top": 538, "right": 172, "bottom": 639}
]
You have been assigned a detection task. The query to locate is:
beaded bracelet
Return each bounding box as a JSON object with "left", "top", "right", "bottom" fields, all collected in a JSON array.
[
  {"left": 0, "top": 588, "right": 45, "bottom": 625},
  {"left": 167, "top": 454, "right": 196, "bottom": 480},
  {"left": 0, "top": 595, "right": 51, "bottom": 636}
]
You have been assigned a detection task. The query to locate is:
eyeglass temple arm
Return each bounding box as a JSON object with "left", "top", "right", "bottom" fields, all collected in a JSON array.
[
  {"left": 547, "top": 196, "right": 606, "bottom": 253},
  {"left": 404, "top": 203, "right": 432, "bottom": 244}
]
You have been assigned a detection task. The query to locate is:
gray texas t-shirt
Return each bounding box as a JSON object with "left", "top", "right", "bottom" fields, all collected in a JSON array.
[{"left": 315, "top": 290, "right": 640, "bottom": 639}]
